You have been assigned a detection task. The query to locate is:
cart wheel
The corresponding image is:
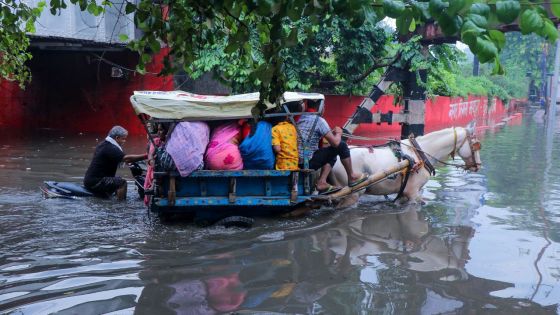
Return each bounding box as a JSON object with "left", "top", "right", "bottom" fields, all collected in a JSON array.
[{"left": 215, "top": 216, "right": 254, "bottom": 228}]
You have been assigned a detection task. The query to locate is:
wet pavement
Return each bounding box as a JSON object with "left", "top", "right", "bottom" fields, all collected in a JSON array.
[{"left": 1, "top": 112, "right": 559, "bottom": 314}]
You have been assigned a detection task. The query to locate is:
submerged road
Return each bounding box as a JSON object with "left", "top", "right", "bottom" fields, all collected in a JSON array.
[{"left": 0, "top": 111, "right": 559, "bottom": 314}]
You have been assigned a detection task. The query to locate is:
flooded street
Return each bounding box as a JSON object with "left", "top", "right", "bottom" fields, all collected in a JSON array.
[{"left": 1, "top": 113, "right": 560, "bottom": 314}]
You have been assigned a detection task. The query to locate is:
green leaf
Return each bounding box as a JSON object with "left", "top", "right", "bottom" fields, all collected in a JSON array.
[
  {"left": 552, "top": 2, "right": 560, "bottom": 18},
  {"left": 396, "top": 10, "right": 413, "bottom": 35},
  {"left": 488, "top": 30, "right": 505, "bottom": 50},
  {"left": 492, "top": 57, "right": 504, "bottom": 75},
  {"left": 466, "top": 14, "right": 487, "bottom": 28},
  {"left": 125, "top": 2, "right": 136, "bottom": 14},
  {"left": 461, "top": 20, "right": 484, "bottom": 46},
  {"left": 538, "top": 20, "right": 559, "bottom": 43},
  {"left": 429, "top": 0, "right": 448, "bottom": 19},
  {"left": 411, "top": 1, "right": 430, "bottom": 20},
  {"left": 118, "top": 34, "right": 129, "bottom": 42},
  {"left": 383, "top": 0, "right": 406, "bottom": 18},
  {"left": 224, "top": 42, "right": 239, "bottom": 54},
  {"left": 149, "top": 38, "right": 160, "bottom": 53},
  {"left": 473, "top": 36, "right": 498, "bottom": 63},
  {"left": 409, "top": 17, "right": 416, "bottom": 32},
  {"left": 136, "top": 64, "right": 146, "bottom": 75},
  {"left": 495, "top": 0, "right": 520, "bottom": 24},
  {"left": 86, "top": 2, "right": 96, "bottom": 14},
  {"left": 448, "top": 0, "right": 466, "bottom": 16},
  {"left": 141, "top": 53, "right": 151, "bottom": 64},
  {"left": 25, "top": 20, "right": 36, "bottom": 33},
  {"left": 438, "top": 14, "right": 462, "bottom": 36},
  {"left": 469, "top": 3, "right": 490, "bottom": 17},
  {"left": 519, "top": 9, "right": 544, "bottom": 35}
]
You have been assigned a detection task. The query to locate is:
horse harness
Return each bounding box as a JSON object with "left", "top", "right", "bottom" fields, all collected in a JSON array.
[
  {"left": 388, "top": 134, "right": 440, "bottom": 201},
  {"left": 450, "top": 127, "right": 482, "bottom": 170},
  {"left": 388, "top": 140, "right": 416, "bottom": 201},
  {"left": 374, "top": 128, "right": 481, "bottom": 202}
]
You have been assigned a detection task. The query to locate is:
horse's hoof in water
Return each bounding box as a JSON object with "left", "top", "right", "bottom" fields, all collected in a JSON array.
[
  {"left": 394, "top": 196, "right": 410, "bottom": 205},
  {"left": 334, "top": 193, "right": 360, "bottom": 209}
]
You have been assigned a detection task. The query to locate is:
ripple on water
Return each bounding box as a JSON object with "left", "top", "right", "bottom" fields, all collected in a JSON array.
[{"left": 2, "top": 123, "right": 560, "bottom": 313}]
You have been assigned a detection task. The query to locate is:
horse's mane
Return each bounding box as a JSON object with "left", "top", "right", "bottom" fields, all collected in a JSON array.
[
  {"left": 348, "top": 126, "right": 465, "bottom": 150},
  {"left": 416, "top": 127, "right": 461, "bottom": 141}
]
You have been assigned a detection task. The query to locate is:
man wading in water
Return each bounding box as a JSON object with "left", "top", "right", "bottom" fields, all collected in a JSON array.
[{"left": 84, "top": 126, "right": 147, "bottom": 200}]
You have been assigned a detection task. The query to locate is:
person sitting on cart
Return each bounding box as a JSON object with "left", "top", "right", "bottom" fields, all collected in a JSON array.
[
  {"left": 84, "top": 125, "right": 148, "bottom": 200},
  {"left": 271, "top": 114, "right": 299, "bottom": 170},
  {"left": 297, "top": 100, "right": 368, "bottom": 194}
]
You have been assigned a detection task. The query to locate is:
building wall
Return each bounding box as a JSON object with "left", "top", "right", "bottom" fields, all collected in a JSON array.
[
  {"left": 0, "top": 49, "right": 172, "bottom": 135},
  {"left": 2, "top": 62, "right": 514, "bottom": 139},
  {"left": 27, "top": 0, "right": 134, "bottom": 44},
  {"left": 323, "top": 94, "right": 511, "bottom": 145}
]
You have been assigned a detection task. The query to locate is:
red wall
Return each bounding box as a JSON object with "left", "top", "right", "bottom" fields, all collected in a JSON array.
[
  {"left": 0, "top": 49, "right": 172, "bottom": 135},
  {"left": 323, "top": 94, "right": 512, "bottom": 145},
  {"left": 2, "top": 59, "right": 515, "bottom": 140},
  {"left": 0, "top": 80, "right": 26, "bottom": 131}
]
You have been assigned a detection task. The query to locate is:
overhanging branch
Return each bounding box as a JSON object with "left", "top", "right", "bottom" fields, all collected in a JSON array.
[{"left": 317, "top": 52, "right": 402, "bottom": 88}]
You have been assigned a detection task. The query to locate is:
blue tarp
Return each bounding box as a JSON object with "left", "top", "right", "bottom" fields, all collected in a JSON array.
[{"left": 239, "top": 121, "right": 275, "bottom": 170}]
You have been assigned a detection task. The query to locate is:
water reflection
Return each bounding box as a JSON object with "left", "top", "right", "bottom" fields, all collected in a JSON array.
[
  {"left": 1, "top": 115, "right": 560, "bottom": 314},
  {"left": 134, "top": 204, "right": 552, "bottom": 314}
]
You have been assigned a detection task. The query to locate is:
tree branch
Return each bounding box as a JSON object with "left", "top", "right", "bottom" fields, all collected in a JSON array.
[{"left": 317, "top": 52, "right": 402, "bottom": 88}]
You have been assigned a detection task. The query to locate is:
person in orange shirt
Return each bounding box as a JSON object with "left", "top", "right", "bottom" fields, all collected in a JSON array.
[{"left": 271, "top": 118, "right": 299, "bottom": 170}]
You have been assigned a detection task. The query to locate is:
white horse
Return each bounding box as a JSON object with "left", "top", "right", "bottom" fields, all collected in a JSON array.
[{"left": 330, "top": 123, "right": 482, "bottom": 203}]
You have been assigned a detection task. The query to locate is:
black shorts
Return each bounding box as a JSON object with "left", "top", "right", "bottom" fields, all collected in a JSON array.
[
  {"left": 308, "top": 142, "right": 351, "bottom": 170},
  {"left": 89, "top": 177, "right": 127, "bottom": 196}
]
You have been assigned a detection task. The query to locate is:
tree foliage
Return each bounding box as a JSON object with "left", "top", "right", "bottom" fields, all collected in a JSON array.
[
  {"left": 456, "top": 32, "right": 554, "bottom": 100},
  {"left": 186, "top": 16, "right": 389, "bottom": 95},
  {"left": 1, "top": 0, "right": 559, "bottom": 109},
  {"left": 500, "top": 32, "right": 554, "bottom": 88},
  {"left": 0, "top": 0, "right": 45, "bottom": 88}
]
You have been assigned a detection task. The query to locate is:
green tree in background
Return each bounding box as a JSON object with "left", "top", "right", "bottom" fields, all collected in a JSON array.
[
  {"left": 455, "top": 32, "right": 553, "bottom": 100},
  {"left": 2, "top": 0, "right": 560, "bottom": 111},
  {"left": 186, "top": 16, "right": 390, "bottom": 95}
]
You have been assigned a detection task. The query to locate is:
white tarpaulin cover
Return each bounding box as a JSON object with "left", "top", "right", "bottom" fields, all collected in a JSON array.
[{"left": 130, "top": 91, "right": 325, "bottom": 120}]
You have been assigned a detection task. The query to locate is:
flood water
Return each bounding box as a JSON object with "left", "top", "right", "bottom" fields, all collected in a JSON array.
[{"left": 1, "top": 112, "right": 560, "bottom": 314}]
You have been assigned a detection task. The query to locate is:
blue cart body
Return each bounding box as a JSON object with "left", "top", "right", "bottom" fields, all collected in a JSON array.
[
  {"left": 150, "top": 170, "right": 315, "bottom": 219},
  {"left": 130, "top": 90, "right": 327, "bottom": 221}
]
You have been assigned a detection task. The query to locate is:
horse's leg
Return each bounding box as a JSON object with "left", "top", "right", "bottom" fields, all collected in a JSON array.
[
  {"left": 402, "top": 172, "right": 430, "bottom": 204},
  {"left": 335, "top": 192, "right": 361, "bottom": 209}
]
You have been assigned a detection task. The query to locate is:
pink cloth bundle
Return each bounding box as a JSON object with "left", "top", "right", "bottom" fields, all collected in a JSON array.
[
  {"left": 166, "top": 121, "right": 210, "bottom": 176},
  {"left": 205, "top": 122, "right": 243, "bottom": 170}
]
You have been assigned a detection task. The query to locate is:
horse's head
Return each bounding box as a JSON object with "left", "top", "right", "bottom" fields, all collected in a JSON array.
[{"left": 453, "top": 122, "right": 482, "bottom": 172}]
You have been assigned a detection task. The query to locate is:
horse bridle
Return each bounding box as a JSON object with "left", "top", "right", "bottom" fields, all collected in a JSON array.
[{"left": 451, "top": 127, "right": 482, "bottom": 170}]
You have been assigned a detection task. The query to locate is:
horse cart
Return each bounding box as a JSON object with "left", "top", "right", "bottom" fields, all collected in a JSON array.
[
  {"left": 130, "top": 91, "right": 482, "bottom": 224},
  {"left": 130, "top": 91, "right": 399, "bottom": 224}
]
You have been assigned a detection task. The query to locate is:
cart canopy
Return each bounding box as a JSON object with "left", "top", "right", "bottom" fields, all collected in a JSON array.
[{"left": 130, "top": 91, "right": 325, "bottom": 120}]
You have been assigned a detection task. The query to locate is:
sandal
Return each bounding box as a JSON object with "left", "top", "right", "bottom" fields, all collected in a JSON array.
[
  {"left": 349, "top": 173, "right": 369, "bottom": 187},
  {"left": 318, "top": 185, "right": 343, "bottom": 195}
]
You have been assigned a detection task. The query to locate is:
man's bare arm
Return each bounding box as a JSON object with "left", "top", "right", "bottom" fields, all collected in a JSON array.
[
  {"left": 123, "top": 153, "right": 148, "bottom": 164},
  {"left": 323, "top": 127, "right": 342, "bottom": 148}
]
